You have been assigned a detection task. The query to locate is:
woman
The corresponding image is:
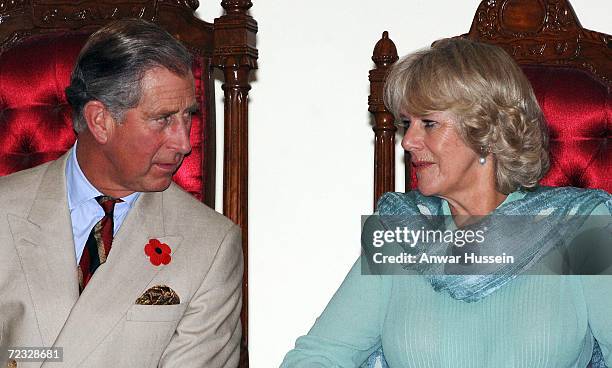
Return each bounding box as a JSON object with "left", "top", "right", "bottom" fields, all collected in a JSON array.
[{"left": 281, "top": 39, "right": 611, "bottom": 367}]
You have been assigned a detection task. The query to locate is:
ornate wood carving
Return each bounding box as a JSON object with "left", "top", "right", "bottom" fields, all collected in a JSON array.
[
  {"left": 466, "top": 0, "right": 611, "bottom": 86},
  {"left": 0, "top": 0, "right": 214, "bottom": 55},
  {"left": 35, "top": 4, "right": 152, "bottom": 25},
  {"left": 369, "top": 31, "right": 398, "bottom": 208},
  {"left": 541, "top": 0, "right": 573, "bottom": 32},
  {"left": 213, "top": 1, "right": 257, "bottom": 366},
  {"left": 158, "top": 0, "right": 199, "bottom": 11},
  {"left": 0, "top": 31, "right": 29, "bottom": 55},
  {"left": 0, "top": 0, "right": 27, "bottom": 15}
]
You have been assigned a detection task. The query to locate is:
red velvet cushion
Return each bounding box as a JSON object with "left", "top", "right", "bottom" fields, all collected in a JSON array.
[
  {"left": 523, "top": 66, "right": 610, "bottom": 192},
  {"left": 409, "top": 65, "right": 611, "bottom": 193},
  {"left": 0, "top": 32, "right": 210, "bottom": 201}
]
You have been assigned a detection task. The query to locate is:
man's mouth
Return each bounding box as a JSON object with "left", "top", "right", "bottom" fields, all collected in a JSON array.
[{"left": 154, "top": 162, "right": 180, "bottom": 172}]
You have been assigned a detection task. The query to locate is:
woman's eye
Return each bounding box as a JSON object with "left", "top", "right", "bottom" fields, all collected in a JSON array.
[
  {"left": 423, "top": 120, "right": 437, "bottom": 128},
  {"left": 395, "top": 119, "right": 411, "bottom": 129}
]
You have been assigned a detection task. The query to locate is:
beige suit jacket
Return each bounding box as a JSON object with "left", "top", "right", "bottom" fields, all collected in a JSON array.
[{"left": 0, "top": 154, "right": 242, "bottom": 368}]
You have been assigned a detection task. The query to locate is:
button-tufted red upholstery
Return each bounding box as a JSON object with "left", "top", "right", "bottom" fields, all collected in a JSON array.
[
  {"left": 0, "top": 32, "right": 210, "bottom": 201},
  {"left": 524, "top": 66, "right": 610, "bottom": 191},
  {"left": 409, "top": 65, "right": 611, "bottom": 192}
]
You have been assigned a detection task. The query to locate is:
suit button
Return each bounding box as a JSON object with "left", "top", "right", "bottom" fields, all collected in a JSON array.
[{"left": 6, "top": 359, "right": 17, "bottom": 368}]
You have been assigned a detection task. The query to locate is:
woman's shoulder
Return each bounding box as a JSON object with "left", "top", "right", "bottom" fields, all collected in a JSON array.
[
  {"left": 525, "top": 186, "right": 611, "bottom": 215},
  {"left": 534, "top": 186, "right": 610, "bottom": 197},
  {"left": 376, "top": 191, "right": 442, "bottom": 216},
  {"left": 377, "top": 191, "right": 421, "bottom": 207}
]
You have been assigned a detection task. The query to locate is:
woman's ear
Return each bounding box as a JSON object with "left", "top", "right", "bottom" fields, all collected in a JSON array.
[{"left": 82, "top": 100, "right": 115, "bottom": 144}]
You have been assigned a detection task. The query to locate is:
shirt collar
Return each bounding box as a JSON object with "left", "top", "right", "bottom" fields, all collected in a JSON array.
[{"left": 65, "top": 141, "right": 141, "bottom": 210}]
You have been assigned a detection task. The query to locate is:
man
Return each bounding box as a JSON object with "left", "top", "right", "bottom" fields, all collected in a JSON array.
[{"left": 0, "top": 19, "right": 242, "bottom": 367}]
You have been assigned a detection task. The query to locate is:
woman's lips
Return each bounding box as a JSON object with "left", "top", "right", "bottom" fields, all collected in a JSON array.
[{"left": 412, "top": 161, "right": 434, "bottom": 170}]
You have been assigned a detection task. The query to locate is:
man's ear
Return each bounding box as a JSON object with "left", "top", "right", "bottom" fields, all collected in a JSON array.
[{"left": 82, "top": 101, "right": 115, "bottom": 144}]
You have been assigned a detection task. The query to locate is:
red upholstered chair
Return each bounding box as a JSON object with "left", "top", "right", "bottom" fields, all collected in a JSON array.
[
  {"left": 0, "top": 1, "right": 256, "bottom": 366},
  {"left": 369, "top": 0, "right": 610, "bottom": 207}
]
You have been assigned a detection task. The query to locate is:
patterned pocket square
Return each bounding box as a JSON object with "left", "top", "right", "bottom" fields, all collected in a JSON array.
[{"left": 135, "top": 285, "right": 180, "bottom": 305}]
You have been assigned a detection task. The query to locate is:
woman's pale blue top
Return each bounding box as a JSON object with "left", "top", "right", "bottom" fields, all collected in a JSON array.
[{"left": 280, "top": 192, "right": 611, "bottom": 368}]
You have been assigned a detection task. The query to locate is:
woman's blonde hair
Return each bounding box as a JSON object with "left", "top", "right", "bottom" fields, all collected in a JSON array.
[{"left": 384, "top": 38, "right": 549, "bottom": 194}]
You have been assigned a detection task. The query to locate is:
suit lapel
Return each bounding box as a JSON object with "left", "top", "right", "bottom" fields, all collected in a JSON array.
[
  {"left": 50, "top": 190, "right": 183, "bottom": 367},
  {"left": 8, "top": 156, "right": 79, "bottom": 349}
]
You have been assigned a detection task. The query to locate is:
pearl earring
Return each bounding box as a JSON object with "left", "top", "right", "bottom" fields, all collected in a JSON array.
[{"left": 479, "top": 146, "right": 488, "bottom": 165}]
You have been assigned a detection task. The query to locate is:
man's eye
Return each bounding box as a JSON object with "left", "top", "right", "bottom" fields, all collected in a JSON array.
[{"left": 156, "top": 116, "right": 172, "bottom": 125}]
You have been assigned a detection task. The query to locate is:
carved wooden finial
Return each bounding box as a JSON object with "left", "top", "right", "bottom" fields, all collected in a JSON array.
[
  {"left": 372, "top": 31, "right": 399, "bottom": 68},
  {"left": 369, "top": 31, "right": 399, "bottom": 207},
  {"left": 221, "top": 0, "right": 253, "bottom": 14},
  {"left": 214, "top": 0, "right": 258, "bottom": 70}
]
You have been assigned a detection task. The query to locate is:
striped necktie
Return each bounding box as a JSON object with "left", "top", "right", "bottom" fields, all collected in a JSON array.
[{"left": 78, "top": 196, "right": 123, "bottom": 292}]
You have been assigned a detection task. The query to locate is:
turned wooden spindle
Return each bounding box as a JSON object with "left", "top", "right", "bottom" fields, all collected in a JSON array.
[
  {"left": 369, "top": 31, "right": 399, "bottom": 209},
  {"left": 213, "top": 1, "right": 258, "bottom": 366}
]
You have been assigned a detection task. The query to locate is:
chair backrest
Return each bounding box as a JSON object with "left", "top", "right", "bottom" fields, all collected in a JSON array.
[
  {"left": 369, "top": 0, "right": 610, "bottom": 208},
  {"left": 0, "top": 1, "right": 257, "bottom": 366}
]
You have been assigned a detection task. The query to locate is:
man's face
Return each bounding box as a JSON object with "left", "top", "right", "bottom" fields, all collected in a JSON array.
[{"left": 102, "top": 67, "right": 196, "bottom": 195}]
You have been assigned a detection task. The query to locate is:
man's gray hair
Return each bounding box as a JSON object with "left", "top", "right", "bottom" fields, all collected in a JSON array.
[{"left": 66, "top": 18, "right": 193, "bottom": 133}]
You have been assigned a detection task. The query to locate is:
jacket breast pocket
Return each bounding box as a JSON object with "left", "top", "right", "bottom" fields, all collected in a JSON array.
[{"left": 126, "top": 303, "right": 186, "bottom": 322}]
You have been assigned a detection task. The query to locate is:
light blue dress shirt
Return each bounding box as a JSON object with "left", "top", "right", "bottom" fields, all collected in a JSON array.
[{"left": 65, "top": 143, "right": 140, "bottom": 264}]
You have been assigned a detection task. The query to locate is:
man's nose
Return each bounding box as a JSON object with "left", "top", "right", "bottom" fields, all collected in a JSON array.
[
  {"left": 169, "top": 118, "right": 192, "bottom": 155},
  {"left": 401, "top": 124, "right": 423, "bottom": 152}
]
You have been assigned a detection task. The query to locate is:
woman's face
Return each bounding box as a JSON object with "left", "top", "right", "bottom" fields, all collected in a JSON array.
[{"left": 400, "top": 111, "right": 483, "bottom": 199}]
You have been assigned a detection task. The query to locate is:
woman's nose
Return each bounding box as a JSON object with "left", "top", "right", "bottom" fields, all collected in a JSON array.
[{"left": 401, "top": 124, "right": 423, "bottom": 152}]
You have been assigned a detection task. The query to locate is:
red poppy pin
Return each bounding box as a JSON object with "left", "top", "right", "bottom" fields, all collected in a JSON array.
[{"left": 144, "top": 239, "right": 172, "bottom": 266}]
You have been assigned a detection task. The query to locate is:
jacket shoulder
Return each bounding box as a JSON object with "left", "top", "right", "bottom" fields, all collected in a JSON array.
[
  {"left": 0, "top": 163, "right": 51, "bottom": 214},
  {"left": 162, "top": 183, "right": 238, "bottom": 237}
]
